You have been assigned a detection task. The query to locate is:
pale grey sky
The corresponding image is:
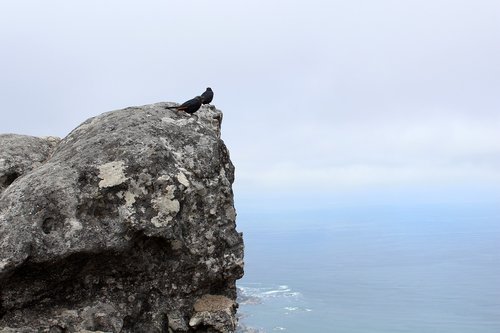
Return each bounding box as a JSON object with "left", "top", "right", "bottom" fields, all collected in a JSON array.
[{"left": 1, "top": 0, "right": 499, "bottom": 207}]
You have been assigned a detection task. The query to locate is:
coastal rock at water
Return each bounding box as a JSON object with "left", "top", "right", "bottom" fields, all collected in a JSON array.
[{"left": 0, "top": 103, "right": 244, "bottom": 332}]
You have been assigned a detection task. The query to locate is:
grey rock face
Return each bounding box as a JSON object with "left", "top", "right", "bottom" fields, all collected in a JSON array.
[
  {"left": 0, "top": 103, "right": 244, "bottom": 332},
  {"left": 0, "top": 134, "right": 60, "bottom": 194}
]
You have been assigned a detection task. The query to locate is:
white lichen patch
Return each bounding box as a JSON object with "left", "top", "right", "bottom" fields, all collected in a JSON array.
[
  {"left": 176, "top": 172, "right": 190, "bottom": 187},
  {"left": 225, "top": 206, "right": 236, "bottom": 221},
  {"left": 118, "top": 190, "right": 136, "bottom": 220},
  {"left": 118, "top": 176, "right": 149, "bottom": 220},
  {"left": 157, "top": 174, "right": 171, "bottom": 182},
  {"left": 124, "top": 191, "right": 136, "bottom": 207},
  {"left": 157, "top": 195, "right": 180, "bottom": 215},
  {"left": 97, "top": 161, "right": 127, "bottom": 188},
  {"left": 219, "top": 168, "right": 230, "bottom": 186},
  {"left": 151, "top": 185, "right": 180, "bottom": 227},
  {"left": 0, "top": 258, "right": 10, "bottom": 271},
  {"left": 66, "top": 218, "right": 83, "bottom": 236}
]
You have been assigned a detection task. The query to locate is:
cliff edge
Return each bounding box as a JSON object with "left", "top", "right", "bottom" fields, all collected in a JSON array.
[{"left": 0, "top": 103, "right": 244, "bottom": 333}]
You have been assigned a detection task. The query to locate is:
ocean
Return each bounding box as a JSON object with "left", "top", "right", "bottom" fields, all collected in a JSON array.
[{"left": 236, "top": 203, "right": 500, "bottom": 333}]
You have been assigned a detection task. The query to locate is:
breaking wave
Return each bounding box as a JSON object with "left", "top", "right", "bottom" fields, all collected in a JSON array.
[{"left": 238, "top": 283, "right": 301, "bottom": 301}]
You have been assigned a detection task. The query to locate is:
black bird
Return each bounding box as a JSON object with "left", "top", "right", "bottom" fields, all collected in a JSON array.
[
  {"left": 166, "top": 96, "right": 203, "bottom": 114},
  {"left": 200, "top": 87, "right": 214, "bottom": 105}
]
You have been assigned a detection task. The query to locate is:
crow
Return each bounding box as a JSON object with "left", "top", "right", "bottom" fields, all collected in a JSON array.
[
  {"left": 166, "top": 96, "right": 203, "bottom": 114},
  {"left": 200, "top": 87, "right": 214, "bottom": 105}
]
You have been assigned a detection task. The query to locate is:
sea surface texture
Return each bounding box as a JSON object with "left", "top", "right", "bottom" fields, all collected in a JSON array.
[{"left": 237, "top": 204, "right": 500, "bottom": 333}]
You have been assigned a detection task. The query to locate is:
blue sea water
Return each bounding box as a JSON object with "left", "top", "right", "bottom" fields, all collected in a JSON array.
[{"left": 236, "top": 203, "right": 500, "bottom": 333}]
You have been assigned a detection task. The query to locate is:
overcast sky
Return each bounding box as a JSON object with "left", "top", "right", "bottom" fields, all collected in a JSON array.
[{"left": 1, "top": 0, "right": 499, "bottom": 209}]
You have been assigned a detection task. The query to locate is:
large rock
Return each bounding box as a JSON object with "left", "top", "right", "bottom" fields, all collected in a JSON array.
[{"left": 0, "top": 103, "right": 244, "bottom": 332}]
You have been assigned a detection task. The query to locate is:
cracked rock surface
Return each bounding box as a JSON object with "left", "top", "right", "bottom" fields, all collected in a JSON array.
[{"left": 0, "top": 103, "right": 244, "bottom": 333}]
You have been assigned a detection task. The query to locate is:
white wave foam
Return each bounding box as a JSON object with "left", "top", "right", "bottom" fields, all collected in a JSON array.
[
  {"left": 262, "top": 289, "right": 290, "bottom": 295},
  {"left": 238, "top": 284, "right": 302, "bottom": 299},
  {"left": 283, "top": 306, "right": 314, "bottom": 314}
]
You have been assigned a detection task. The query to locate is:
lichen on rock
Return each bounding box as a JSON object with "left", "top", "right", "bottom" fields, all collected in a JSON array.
[{"left": 0, "top": 103, "right": 244, "bottom": 332}]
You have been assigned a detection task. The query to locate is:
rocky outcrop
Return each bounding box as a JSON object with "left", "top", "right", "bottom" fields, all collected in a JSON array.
[{"left": 0, "top": 103, "right": 244, "bottom": 332}]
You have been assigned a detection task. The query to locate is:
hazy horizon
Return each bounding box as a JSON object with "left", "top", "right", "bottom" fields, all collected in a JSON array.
[{"left": 1, "top": 1, "right": 499, "bottom": 208}]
